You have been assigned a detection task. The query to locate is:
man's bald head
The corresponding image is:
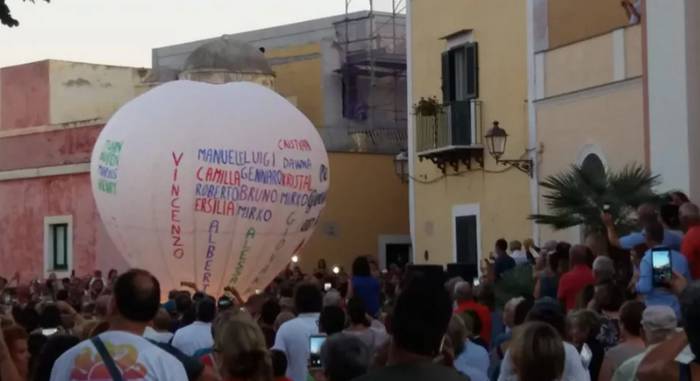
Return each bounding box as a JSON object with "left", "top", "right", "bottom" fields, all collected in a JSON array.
[
  {"left": 113, "top": 269, "right": 161, "bottom": 323},
  {"left": 638, "top": 203, "right": 659, "bottom": 227},
  {"left": 454, "top": 281, "right": 474, "bottom": 302},
  {"left": 570, "top": 244, "right": 589, "bottom": 267},
  {"left": 680, "top": 202, "right": 700, "bottom": 230}
]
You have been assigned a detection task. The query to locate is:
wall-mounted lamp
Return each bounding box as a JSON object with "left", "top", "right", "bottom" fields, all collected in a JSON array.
[{"left": 484, "top": 121, "right": 534, "bottom": 177}]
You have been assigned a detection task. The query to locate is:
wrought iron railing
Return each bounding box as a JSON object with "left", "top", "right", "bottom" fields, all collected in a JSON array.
[{"left": 416, "top": 99, "right": 482, "bottom": 153}]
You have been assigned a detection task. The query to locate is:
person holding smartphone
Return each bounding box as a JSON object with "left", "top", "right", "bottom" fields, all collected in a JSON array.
[{"left": 635, "top": 221, "right": 692, "bottom": 319}]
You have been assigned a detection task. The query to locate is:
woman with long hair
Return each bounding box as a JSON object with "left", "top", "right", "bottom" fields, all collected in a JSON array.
[
  {"left": 214, "top": 315, "right": 273, "bottom": 381},
  {"left": 348, "top": 256, "right": 381, "bottom": 318}
]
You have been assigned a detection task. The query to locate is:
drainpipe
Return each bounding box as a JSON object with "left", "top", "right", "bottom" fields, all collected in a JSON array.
[
  {"left": 406, "top": 0, "right": 416, "bottom": 258},
  {"left": 526, "top": 0, "right": 541, "bottom": 244}
]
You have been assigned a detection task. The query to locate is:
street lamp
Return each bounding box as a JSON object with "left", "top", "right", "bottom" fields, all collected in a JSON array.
[
  {"left": 484, "top": 121, "right": 533, "bottom": 177},
  {"left": 393, "top": 151, "right": 409, "bottom": 183}
]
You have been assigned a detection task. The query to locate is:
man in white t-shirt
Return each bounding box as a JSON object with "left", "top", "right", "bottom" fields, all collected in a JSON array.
[
  {"left": 50, "top": 269, "right": 187, "bottom": 381},
  {"left": 171, "top": 297, "right": 215, "bottom": 356},
  {"left": 509, "top": 240, "right": 529, "bottom": 266},
  {"left": 273, "top": 282, "right": 322, "bottom": 381}
]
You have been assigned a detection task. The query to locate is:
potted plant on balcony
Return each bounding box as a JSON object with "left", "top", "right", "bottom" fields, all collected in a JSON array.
[
  {"left": 413, "top": 97, "right": 444, "bottom": 150},
  {"left": 413, "top": 96, "right": 443, "bottom": 117}
]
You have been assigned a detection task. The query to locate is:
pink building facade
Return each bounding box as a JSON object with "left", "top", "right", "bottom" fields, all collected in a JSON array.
[{"left": 0, "top": 60, "right": 145, "bottom": 279}]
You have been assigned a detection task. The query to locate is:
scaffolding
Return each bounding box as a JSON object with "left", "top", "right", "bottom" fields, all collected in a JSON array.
[{"left": 335, "top": 0, "right": 407, "bottom": 150}]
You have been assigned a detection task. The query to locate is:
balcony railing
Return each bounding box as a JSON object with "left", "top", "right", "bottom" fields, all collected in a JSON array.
[{"left": 416, "top": 99, "right": 482, "bottom": 153}]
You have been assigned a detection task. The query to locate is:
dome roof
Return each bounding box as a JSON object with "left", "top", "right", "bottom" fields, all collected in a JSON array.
[{"left": 183, "top": 37, "right": 274, "bottom": 75}]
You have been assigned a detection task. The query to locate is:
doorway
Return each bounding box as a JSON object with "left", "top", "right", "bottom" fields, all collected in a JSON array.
[{"left": 378, "top": 235, "right": 412, "bottom": 270}]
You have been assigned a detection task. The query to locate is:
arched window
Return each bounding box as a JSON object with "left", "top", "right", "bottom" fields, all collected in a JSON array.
[{"left": 580, "top": 153, "right": 605, "bottom": 179}]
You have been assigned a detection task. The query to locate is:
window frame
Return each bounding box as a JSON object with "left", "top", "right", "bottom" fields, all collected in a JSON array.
[
  {"left": 44, "top": 215, "right": 73, "bottom": 277},
  {"left": 442, "top": 42, "right": 479, "bottom": 103}
]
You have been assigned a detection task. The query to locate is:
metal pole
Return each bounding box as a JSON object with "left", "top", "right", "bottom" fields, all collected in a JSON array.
[
  {"left": 368, "top": 0, "right": 375, "bottom": 130},
  {"left": 392, "top": 0, "right": 399, "bottom": 127}
]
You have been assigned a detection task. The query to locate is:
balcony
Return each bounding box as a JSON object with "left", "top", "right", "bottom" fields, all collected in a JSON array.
[{"left": 416, "top": 99, "right": 484, "bottom": 172}]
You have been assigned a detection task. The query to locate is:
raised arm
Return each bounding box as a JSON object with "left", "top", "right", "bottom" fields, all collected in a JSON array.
[
  {"left": 602, "top": 212, "right": 622, "bottom": 248},
  {"left": 0, "top": 328, "right": 22, "bottom": 381}
]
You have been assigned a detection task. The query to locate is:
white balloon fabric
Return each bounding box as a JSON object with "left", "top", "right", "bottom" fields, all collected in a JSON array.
[{"left": 91, "top": 81, "right": 329, "bottom": 299}]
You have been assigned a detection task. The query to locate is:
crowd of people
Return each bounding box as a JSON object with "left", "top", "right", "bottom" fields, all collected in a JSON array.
[{"left": 2, "top": 192, "right": 700, "bottom": 380}]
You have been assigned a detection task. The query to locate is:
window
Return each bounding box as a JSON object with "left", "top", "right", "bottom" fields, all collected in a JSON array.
[
  {"left": 581, "top": 153, "right": 606, "bottom": 179},
  {"left": 378, "top": 235, "right": 413, "bottom": 270},
  {"left": 44, "top": 216, "right": 73, "bottom": 274},
  {"left": 442, "top": 42, "right": 479, "bottom": 102},
  {"left": 51, "top": 223, "right": 68, "bottom": 271},
  {"left": 442, "top": 42, "right": 479, "bottom": 145}
]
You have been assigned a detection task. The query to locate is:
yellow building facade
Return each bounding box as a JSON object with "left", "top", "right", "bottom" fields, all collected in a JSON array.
[
  {"left": 301, "top": 152, "right": 410, "bottom": 273},
  {"left": 264, "top": 42, "right": 325, "bottom": 129},
  {"left": 408, "top": 0, "right": 532, "bottom": 270},
  {"left": 531, "top": 1, "right": 644, "bottom": 244}
]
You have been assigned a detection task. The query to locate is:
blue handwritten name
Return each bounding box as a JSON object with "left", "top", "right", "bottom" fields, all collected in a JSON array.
[{"left": 197, "top": 149, "right": 275, "bottom": 167}]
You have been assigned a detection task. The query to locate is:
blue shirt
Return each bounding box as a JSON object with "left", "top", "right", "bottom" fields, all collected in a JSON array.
[
  {"left": 620, "top": 229, "right": 683, "bottom": 250},
  {"left": 352, "top": 276, "right": 381, "bottom": 317},
  {"left": 636, "top": 247, "right": 691, "bottom": 318},
  {"left": 454, "top": 340, "right": 489, "bottom": 381}
]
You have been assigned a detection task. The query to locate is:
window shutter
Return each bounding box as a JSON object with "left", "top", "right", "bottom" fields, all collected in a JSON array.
[
  {"left": 441, "top": 51, "right": 452, "bottom": 103},
  {"left": 450, "top": 100, "right": 472, "bottom": 145},
  {"left": 465, "top": 42, "right": 479, "bottom": 99}
]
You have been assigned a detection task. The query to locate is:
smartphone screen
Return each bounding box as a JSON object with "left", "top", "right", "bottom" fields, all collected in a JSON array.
[
  {"left": 309, "top": 335, "right": 326, "bottom": 368},
  {"left": 652, "top": 248, "right": 672, "bottom": 287},
  {"left": 323, "top": 283, "right": 332, "bottom": 291},
  {"left": 42, "top": 328, "right": 58, "bottom": 336}
]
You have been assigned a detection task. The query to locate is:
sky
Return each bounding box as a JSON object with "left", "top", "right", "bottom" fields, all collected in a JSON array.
[{"left": 0, "top": 0, "right": 403, "bottom": 68}]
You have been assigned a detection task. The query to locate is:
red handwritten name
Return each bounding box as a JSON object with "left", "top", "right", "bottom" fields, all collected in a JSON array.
[
  {"left": 171, "top": 152, "right": 184, "bottom": 259},
  {"left": 277, "top": 139, "right": 311, "bottom": 151}
]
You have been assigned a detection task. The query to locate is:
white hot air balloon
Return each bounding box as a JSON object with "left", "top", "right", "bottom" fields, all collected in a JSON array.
[{"left": 91, "top": 81, "right": 329, "bottom": 299}]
